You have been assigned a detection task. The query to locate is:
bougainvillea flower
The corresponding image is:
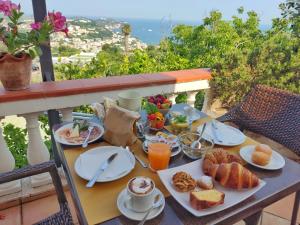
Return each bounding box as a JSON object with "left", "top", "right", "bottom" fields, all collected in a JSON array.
[
  {"left": 47, "top": 11, "right": 68, "bottom": 34},
  {"left": 30, "top": 22, "right": 42, "bottom": 30},
  {"left": 0, "top": 0, "right": 19, "bottom": 16}
]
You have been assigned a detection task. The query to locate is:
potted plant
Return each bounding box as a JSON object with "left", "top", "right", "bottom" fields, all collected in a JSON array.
[{"left": 0, "top": 0, "right": 68, "bottom": 90}]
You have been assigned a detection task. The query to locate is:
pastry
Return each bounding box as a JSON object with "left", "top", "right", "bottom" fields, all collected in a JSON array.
[
  {"left": 172, "top": 171, "right": 196, "bottom": 192},
  {"left": 190, "top": 189, "right": 225, "bottom": 210},
  {"left": 203, "top": 148, "right": 242, "bottom": 174},
  {"left": 205, "top": 162, "right": 259, "bottom": 189},
  {"left": 255, "top": 144, "right": 273, "bottom": 156},
  {"left": 197, "top": 176, "right": 214, "bottom": 190},
  {"left": 203, "top": 149, "right": 259, "bottom": 189},
  {"left": 252, "top": 151, "right": 270, "bottom": 166}
]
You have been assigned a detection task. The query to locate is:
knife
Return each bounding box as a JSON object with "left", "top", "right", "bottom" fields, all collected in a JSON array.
[{"left": 86, "top": 153, "right": 118, "bottom": 188}]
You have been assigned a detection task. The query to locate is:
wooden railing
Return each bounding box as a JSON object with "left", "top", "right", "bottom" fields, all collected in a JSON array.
[{"left": 0, "top": 68, "right": 211, "bottom": 196}]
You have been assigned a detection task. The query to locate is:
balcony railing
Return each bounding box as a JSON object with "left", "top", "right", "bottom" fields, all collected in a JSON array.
[{"left": 0, "top": 68, "right": 211, "bottom": 199}]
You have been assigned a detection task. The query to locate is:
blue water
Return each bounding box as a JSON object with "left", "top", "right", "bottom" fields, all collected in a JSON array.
[
  {"left": 118, "top": 18, "right": 200, "bottom": 45},
  {"left": 118, "top": 17, "right": 271, "bottom": 45}
]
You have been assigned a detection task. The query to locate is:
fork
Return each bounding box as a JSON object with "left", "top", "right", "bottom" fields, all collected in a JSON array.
[{"left": 82, "top": 126, "right": 94, "bottom": 148}]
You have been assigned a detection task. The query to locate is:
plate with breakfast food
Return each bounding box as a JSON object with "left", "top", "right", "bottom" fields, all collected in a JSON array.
[
  {"left": 197, "top": 120, "right": 246, "bottom": 146},
  {"left": 157, "top": 148, "right": 266, "bottom": 217},
  {"left": 54, "top": 120, "right": 104, "bottom": 145},
  {"left": 240, "top": 144, "right": 285, "bottom": 170},
  {"left": 143, "top": 132, "right": 181, "bottom": 157}
]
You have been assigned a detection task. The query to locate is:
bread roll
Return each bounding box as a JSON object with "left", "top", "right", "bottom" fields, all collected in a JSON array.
[
  {"left": 252, "top": 151, "right": 270, "bottom": 166},
  {"left": 255, "top": 144, "right": 272, "bottom": 156}
]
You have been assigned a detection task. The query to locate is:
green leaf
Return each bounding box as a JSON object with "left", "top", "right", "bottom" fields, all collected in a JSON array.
[{"left": 28, "top": 48, "right": 36, "bottom": 58}]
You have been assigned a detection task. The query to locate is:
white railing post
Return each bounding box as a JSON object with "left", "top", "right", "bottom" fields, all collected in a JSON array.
[
  {"left": 23, "top": 112, "right": 51, "bottom": 187},
  {"left": 61, "top": 107, "right": 73, "bottom": 122},
  {"left": 187, "top": 91, "right": 198, "bottom": 107},
  {"left": 202, "top": 88, "right": 213, "bottom": 113},
  {"left": 168, "top": 94, "right": 177, "bottom": 104},
  {"left": 0, "top": 118, "right": 21, "bottom": 196}
]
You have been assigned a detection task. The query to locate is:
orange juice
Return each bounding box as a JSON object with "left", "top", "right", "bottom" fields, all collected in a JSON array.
[{"left": 148, "top": 143, "right": 171, "bottom": 171}]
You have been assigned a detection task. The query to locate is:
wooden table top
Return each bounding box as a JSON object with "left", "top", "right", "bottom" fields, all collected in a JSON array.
[{"left": 56, "top": 105, "right": 300, "bottom": 225}]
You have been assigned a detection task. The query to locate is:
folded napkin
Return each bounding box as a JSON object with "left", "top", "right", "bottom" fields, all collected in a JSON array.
[
  {"left": 79, "top": 150, "right": 134, "bottom": 180},
  {"left": 103, "top": 105, "right": 140, "bottom": 147}
]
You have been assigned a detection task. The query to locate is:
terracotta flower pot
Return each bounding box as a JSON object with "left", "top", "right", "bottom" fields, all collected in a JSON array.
[{"left": 0, "top": 53, "right": 32, "bottom": 91}]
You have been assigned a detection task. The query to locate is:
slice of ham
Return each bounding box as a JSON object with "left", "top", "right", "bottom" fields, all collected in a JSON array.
[{"left": 59, "top": 126, "right": 101, "bottom": 144}]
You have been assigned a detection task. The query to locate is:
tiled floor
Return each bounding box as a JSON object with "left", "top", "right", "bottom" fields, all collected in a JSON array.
[{"left": 0, "top": 191, "right": 299, "bottom": 225}]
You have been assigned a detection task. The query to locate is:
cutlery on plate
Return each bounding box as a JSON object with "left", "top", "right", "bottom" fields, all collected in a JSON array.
[
  {"left": 86, "top": 153, "right": 118, "bottom": 188},
  {"left": 211, "top": 120, "right": 223, "bottom": 143},
  {"left": 82, "top": 126, "right": 94, "bottom": 148},
  {"left": 137, "top": 194, "right": 162, "bottom": 225},
  {"left": 126, "top": 146, "right": 148, "bottom": 168}
]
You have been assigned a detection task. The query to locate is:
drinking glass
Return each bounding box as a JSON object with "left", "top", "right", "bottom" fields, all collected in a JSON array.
[{"left": 148, "top": 143, "right": 171, "bottom": 172}]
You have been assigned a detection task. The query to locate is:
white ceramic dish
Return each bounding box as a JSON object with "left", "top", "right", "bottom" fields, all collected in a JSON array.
[
  {"left": 197, "top": 120, "right": 246, "bottom": 146},
  {"left": 54, "top": 122, "right": 104, "bottom": 146},
  {"left": 74, "top": 146, "right": 135, "bottom": 182},
  {"left": 157, "top": 159, "right": 266, "bottom": 217},
  {"left": 240, "top": 145, "right": 285, "bottom": 170},
  {"left": 117, "top": 187, "right": 165, "bottom": 221},
  {"left": 142, "top": 142, "right": 182, "bottom": 157}
]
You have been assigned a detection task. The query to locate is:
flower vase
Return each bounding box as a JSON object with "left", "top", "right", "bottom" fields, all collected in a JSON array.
[{"left": 0, "top": 53, "right": 32, "bottom": 91}]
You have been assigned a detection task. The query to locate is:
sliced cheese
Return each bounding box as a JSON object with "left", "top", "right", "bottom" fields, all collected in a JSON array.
[{"left": 69, "top": 125, "right": 80, "bottom": 138}]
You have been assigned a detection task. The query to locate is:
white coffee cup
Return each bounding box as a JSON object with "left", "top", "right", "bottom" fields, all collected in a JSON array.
[
  {"left": 118, "top": 90, "right": 142, "bottom": 112},
  {"left": 126, "top": 176, "right": 155, "bottom": 212}
]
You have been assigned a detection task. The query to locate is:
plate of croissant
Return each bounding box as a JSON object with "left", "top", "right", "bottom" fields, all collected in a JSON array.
[{"left": 157, "top": 148, "right": 266, "bottom": 217}]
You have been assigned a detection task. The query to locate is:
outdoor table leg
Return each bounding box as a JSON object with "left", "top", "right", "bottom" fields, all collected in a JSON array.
[
  {"left": 243, "top": 210, "right": 262, "bottom": 225},
  {"left": 291, "top": 190, "right": 300, "bottom": 225}
]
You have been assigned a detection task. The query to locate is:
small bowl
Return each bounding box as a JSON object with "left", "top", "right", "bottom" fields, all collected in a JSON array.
[{"left": 179, "top": 133, "right": 214, "bottom": 159}]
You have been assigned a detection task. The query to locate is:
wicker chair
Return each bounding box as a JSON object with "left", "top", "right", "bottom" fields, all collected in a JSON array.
[
  {"left": 0, "top": 161, "right": 74, "bottom": 225},
  {"left": 217, "top": 84, "right": 300, "bottom": 156}
]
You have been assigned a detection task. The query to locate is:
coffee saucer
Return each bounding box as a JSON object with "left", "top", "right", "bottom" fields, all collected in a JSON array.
[{"left": 117, "top": 187, "right": 165, "bottom": 221}]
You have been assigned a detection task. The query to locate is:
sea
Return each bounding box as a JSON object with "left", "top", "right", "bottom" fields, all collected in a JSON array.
[{"left": 118, "top": 18, "right": 272, "bottom": 45}]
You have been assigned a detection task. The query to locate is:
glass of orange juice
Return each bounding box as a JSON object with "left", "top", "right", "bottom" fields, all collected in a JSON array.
[{"left": 148, "top": 143, "right": 171, "bottom": 172}]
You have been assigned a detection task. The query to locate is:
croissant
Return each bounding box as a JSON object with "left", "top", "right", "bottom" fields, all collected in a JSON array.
[
  {"left": 202, "top": 149, "right": 259, "bottom": 189},
  {"left": 203, "top": 148, "right": 243, "bottom": 174},
  {"left": 205, "top": 162, "right": 259, "bottom": 189}
]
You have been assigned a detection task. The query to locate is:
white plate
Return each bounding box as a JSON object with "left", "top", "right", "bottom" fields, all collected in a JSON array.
[
  {"left": 240, "top": 145, "right": 285, "bottom": 170},
  {"left": 197, "top": 120, "right": 246, "bottom": 146},
  {"left": 157, "top": 159, "right": 266, "bottom": 217},
  {"left": 54, "top": 122, "right": 104, "bottom": 146},
  {"left": 117, "top": 187, "right": 165, "bottom": 221},
  {"left": 142, "top": 142, "right": 182, "bottom": 157},
  {"left": 74, "top": 146, "right": 135, "bottom": 182}
]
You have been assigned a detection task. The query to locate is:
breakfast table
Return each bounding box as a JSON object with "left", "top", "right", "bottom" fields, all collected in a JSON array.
[{"left": 55, "top": 104, "right": 300, "bottom": 225}]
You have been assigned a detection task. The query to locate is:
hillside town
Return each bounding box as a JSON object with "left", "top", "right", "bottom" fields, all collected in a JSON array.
[{"left": 21, "top": 17, "right": 147, "bottom": 65}]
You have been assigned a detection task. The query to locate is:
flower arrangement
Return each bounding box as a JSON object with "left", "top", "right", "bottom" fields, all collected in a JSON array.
[{"left": 0, "top": 0, "right": 68, "bottom": 58}]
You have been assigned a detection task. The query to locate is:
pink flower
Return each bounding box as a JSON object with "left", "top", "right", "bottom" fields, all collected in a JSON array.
[
  {"left": 0, "top": 0, "right": 19, "bottom": 16},
  {"left": 47, "top": 11, "right": 68, "bottom": 34},
  {"left": 30, "top": 22, "right": 42, "bottom": 30}
]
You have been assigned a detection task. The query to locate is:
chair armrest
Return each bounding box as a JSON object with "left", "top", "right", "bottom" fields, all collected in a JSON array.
[
  {"left": 216, "top": 112, "right": 233, "bottom": 122},
  {"left": 0, "top": 161, "right": 67, "bottom": 205},
  {"left": 0, "top": 161, "right": 56, "bottom": 184}
]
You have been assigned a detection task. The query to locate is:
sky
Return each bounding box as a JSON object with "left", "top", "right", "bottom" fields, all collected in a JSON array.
[{"left": 16, "top": 0, "right": 284, "bottom": 24}]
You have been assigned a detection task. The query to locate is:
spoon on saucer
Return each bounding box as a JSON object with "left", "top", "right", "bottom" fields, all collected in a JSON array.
[{"left": 137, "top": 194, "right": 162, "bottom": 225}]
